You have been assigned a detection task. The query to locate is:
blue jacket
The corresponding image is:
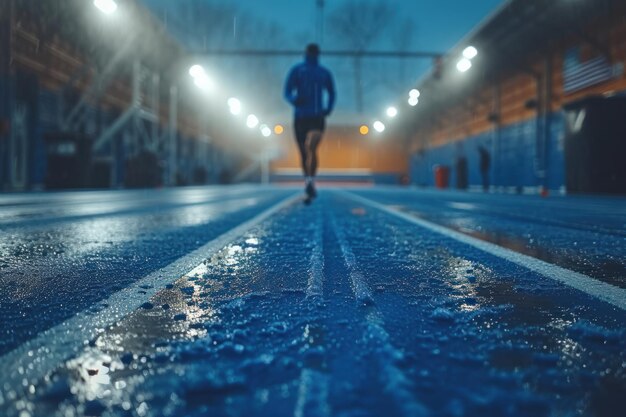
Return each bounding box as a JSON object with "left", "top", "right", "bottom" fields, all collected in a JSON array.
[{"left": 284, "top": 55, "right": 336, "bottom": 119}]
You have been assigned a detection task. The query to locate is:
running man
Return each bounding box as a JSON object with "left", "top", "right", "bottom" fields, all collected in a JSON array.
[{"left": 284, "top": 43, "right": 336, "bottom": 203}]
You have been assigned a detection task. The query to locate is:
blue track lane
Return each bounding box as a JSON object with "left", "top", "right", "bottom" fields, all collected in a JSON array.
[
  {"left": 0, "top": 186, "right": 294, "bottom": 355},
  {"left": 0, "top": 186, "right": 624, "bottom": 417}
]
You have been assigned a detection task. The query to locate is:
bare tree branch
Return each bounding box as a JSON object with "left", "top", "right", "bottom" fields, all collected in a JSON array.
[{"left": 327, "top": 0, "right": 396, "bottom": 112}]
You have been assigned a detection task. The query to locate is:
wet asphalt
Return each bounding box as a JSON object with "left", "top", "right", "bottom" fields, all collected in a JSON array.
[{"left": 0, "top": 185, "right": 624, "bottom": 417}]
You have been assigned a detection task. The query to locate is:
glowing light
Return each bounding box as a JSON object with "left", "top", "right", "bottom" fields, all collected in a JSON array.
[
  {"left": 189, "top": 65, "right": 213, "bottom": 91},
  {"left": 408, "top": 96, "right": 419, "bottom": 106},
  {"left": 246, "top": 114, "right": 259, "bottom": 128},
  {"left": 274, "top": 125, "right": 284, "bottom": 135},
  {"left": 373, "top": 121, "right": 385, "bottom": 133},
  {"left": 189, "top": 65, "right": 205, "bottom": 78},
  {"left": 193, "top": 75, "right": 213, "bottom": 91},
  {"left": 359, "top": 125, "right": 369, "bottom": 135},
  {"left": 409, "top": 89, "right": 420, "bottom": 98},
  {"left": 93, "top": 0, "right": 117, "bottom": 14},
  {"left": 456, "top": 58, "right": 472, "bottom": 72},
  {"left": 260, "top": 125, "right": 272, "bottom": 137},
  {"left": 463, "top": 46, "right": 478, "bottom": 59},
  {"left": 386, "top": 106, "right": 398, "bottom": 118},
  {"left": 227, "top": 97, "right": 241, "bottom": 115}
]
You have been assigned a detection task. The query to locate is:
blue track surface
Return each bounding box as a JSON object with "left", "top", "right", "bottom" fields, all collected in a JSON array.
[{"left": 0, "top": 186, "right": 624, "bottom": 417}]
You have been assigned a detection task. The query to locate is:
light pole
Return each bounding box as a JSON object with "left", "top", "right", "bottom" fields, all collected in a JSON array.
[{"left": 316, "top": 0, "right": 325, "bottom": 45}]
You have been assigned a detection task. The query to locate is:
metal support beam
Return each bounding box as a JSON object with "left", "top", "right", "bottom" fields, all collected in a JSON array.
[
  {"left": 200, "top": 49, "right": 442, "bottom": 59},
  {"left": 168, "top": 85, "right": 178, "bottom": 186},
  {"left": 492, "top": 81, "right": 502, "bottom": 188},
  {"left": 93, "top": 107, "right": 137, "bottom": 152},
  {"left": 63, "top": 40, "right": 134, "bottom": 130}
]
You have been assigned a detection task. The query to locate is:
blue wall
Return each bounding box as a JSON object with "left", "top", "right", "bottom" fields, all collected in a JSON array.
[
  {"left": 1, "top": 79, "right": 243, "bottom": 190},
  {"left": 410, "top": 112, "right": 566, "bottom": 192},
  {"left": 0, "top": 75, "right": 11, "bottom": 189}
]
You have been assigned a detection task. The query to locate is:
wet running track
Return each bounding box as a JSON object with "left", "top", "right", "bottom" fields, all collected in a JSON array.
[{"left": 0, "top": 185, "right": 624, "bottom": 417}]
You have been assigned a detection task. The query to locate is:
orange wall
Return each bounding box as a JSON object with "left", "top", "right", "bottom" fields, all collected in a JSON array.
[{"left": 271, "top": 125, "right": 408, "bottom": 174}]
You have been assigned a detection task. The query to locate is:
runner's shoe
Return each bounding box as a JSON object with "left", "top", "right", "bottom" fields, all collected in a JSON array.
[{"left": 306, "top": 181, "right": 317, "bottom": 199}]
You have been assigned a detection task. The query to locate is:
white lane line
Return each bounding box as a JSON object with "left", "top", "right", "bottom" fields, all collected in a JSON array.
[
  {"left": 0, "top": 193, "right": 301, "bottom": 396},
  {"left": 330, "top": 216, "right": 374, "bottom": 305},
  {"left": 341, "top": 190, "right": 626, "bottom": 311},
  {"left": 330, "top": 214, "right": 429, "bottom": 417},
  {"left": 296, "top": 209, "right": 331, "bottom": 417},
  {"left": 294, "top": 369, "right": 330, "bottom": 417},
  {"left": 306, "top": 211, "right": 324, "bottom": 299}
]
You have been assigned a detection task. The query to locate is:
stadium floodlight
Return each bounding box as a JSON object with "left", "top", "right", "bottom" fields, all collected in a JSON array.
[
  {"left": 408, "top": 96, "right": 419, "bottom": 106},
  {"left": 227, "top": 97, "right": 241, "bottom": 115},
  {"left": 386, "top": 106, "right": 398, "bottom": 118},
  {"left": 94, "top": 0, "right": 117, "bottom": 15},
  {"left": 189, "top": 65, "right": 205, "bottom": 78},
  {"left": 260, "top": 125, "right": 272, "bottom": 137},
  {"left": 193, "top": 75, "right": 212, "bottom": 91},
  {"left": 373, "top": 121, "right": 385, "bottom": 133},
  {"left": 456, "top": 58, "right": 472, "bottom": 73},
  {"left": 463, "top": 46, "right": 478, "bottom": 60},
  {"left": 409, "top": 89, "right": 420, "bottom": 98},
  {"left": 246, "top": 114, "right": 259, "bottom": 128},
  {"left": 189, "top": 65, "right": 213, "bottom": 91}
]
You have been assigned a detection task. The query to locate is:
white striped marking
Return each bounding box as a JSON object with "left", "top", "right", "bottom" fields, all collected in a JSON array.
[
  {"left": 294, "top": 369, "right": 331, "bottom": 417},
  {"left": 330, "top": 214, "right": 429, "bottom": 417},
  {"left": 0, "top": 193, "right": 301, "bottom": 397},
  {"left": 296, "top": 209, "right": 331, "bottom": 417},
  {"left": 306, "top": 212, "right": 324, "bottom": 299},
  {"left": 330, "top": 216, "right": 374, "bottom": 305},
  {"left": 341, "top": 190, "right": 626, "bottom": 311}
]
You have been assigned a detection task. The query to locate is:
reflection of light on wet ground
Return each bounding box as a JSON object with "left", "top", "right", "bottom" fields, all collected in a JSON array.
[
  {"left": 447, "top": 202, "right": 477, "bottom": 211},
  {"left": 65, "top": 218, "right": 136, "bottom": 255},
  {"left": 167, "top": 197, "right": 260, "bottom": 228},
  {"left": 65, "top": 351, "right": 115, "bottom": 402},
  {"left": 225, "top": 245, "right": 243, "bottom": 267},
  {"left": 402, "top": 206, "right": 626, "bottom": 287},
  {"left": 444, "top": 257, "right": 483, "bottom": 312},
  {"left": 55, "top": 273, "right": 222, "bottom": 415},
  {"left": 64, "top": 200, "right": 133, "bottom": 218},
  {"left": 548, "top": 318, "right": 583, "bottom": 362},
  {"left": 45, "top": 233, "right": 268, "bottom": 415}
]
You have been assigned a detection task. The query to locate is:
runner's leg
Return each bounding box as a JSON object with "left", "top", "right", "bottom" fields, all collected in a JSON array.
[
  {"left": 294, "top": 119, "right": 308, "bottom": 177},
  {"left": 305, "top": 130, "right": 323, "bottom": 177}
]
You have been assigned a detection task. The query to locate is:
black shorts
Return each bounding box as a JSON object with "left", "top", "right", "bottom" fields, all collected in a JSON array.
[{"left": 294, "top": 116, "right": 326, "bottom": 144}]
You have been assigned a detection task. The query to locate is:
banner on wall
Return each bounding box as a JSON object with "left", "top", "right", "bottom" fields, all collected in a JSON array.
[{"left": 563, "top": 46, "right": 621, "bottom": 94}]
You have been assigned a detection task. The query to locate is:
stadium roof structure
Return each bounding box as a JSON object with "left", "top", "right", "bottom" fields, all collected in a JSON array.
[{"left": 400, "top": 0, "right": 617, "bottom": 134}]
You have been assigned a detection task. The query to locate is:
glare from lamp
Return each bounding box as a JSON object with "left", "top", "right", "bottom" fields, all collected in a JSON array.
[
  {"left": 373, "top": 121, "right": 385, "bottom": 133},
  {"left": 94, "top": 0, "right": 117, "bottom": 15},
  {"left": 189, "top": 65, "right": 206, "bottom": 78},
  {"left": 386, "top": 106, "right": 398, "bottom": 118},
  {"left": 463, "top": 46, "right": 478, "bottom": 60},
  {"left": 228, "top": 98, "right": 241, "bottom": 115},
  {"left": 246, "top": 115, "right": 259, "bottom": 128},
  {"left": 456, "top": 58, "right": 472, "bottom": 73},
  {"left": 194, "top": 75, "right": 213, "bottom": 91},
  {"left": 260, "top": 125, "right": 272, "bottom": 137}
]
